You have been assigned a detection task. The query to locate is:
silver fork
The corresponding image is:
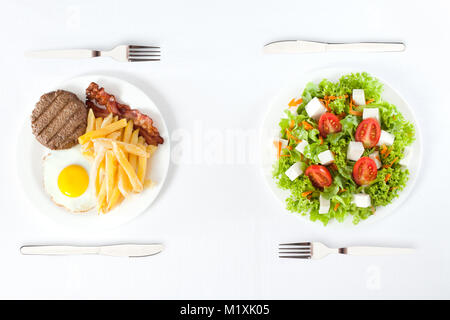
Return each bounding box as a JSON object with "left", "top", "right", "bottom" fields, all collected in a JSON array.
[
  {"left": 25, "top": 44, "right": 160, "bottom": 62},
  {"left": 279, "top": 242, "right": 415, "bottom": 260}
]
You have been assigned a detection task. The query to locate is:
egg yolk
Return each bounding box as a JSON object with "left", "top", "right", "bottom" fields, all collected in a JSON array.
[{"left": 57, "top": 165, "right": 89, "bottom": 198}]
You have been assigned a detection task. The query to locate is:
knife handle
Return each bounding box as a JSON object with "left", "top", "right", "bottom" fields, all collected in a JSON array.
[
  {"left": 20, "top": 246, "right": 99, "bottom": 256},
  {"left": 24, "top": 49, "right": 96, "bottom": 59},
  {"left": 345, "top": 246, "right": 415, "bottom": 256},
  {"left": 327, "top": 42, "right": 405, "bottom": 52}
]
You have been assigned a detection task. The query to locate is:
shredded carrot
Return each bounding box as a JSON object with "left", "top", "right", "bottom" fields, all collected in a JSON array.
[
  {"left": 276, "top": 141, "right": 282, "bottom": 159},
  {"left": 286, "top": 129, "right": 301, "bottom": 143},
  {"left": 302, "top": 121, "right": 314, "bottom": 130},
  {"left": 280, "top": 154, "right": 291, "bottom": 157},
  {"left": 370, "top": 206, "right": 376, "bottom": 213},
  {"left": 301, "top": 191, "right": 313, "bottom": 198},
  {"left": 384, "top": 148, "right": 392, "bottom": 158},
  {"left": 380, "top": 144, "right": 388, "bottom": 155},
  {"left": 375, "top": 155, "right": 380, "bottom": 161},
  {"left": 390, "top": 186, "right": 398, "bottom": 191},
  {"left": 289, "top": 119, "right": 295, "bottom": 129},
  {"left": 366, "top": 99, "right": 374, "bottom": 104},
  {"left": 289, "top": 98, "right": 303, "bottom": 107},
  {"left": 337, "top": 112, "right": 346, "bottom": 120},
  {"left": 383, "top": 157, "right": 398, "bottom": 168},
  {"left": 338, "top": 188, "right": 347, "bottom": 193},
  {"left": 307, "top": 194, "right": 312, "bottom": 200},
  {"left": 385, "top": 173, "right": 392, "bottom": 182},
  {"left": 392, "top": 115, "right": 397, "bottom": 120},
  {"left": 334, "top": 203, "right": 340, "bottom": 211},
  {"left": 288, "top": 98, "right": 297, "bottom": 107},
  {"left": 319, "top": 136, "right": 324, "bottom": 145},
  {"left": 320, "top": 97, "right": 332, "bottom": 112},
  {"left": 300, "top": 153, "right": 304, "bottom": 161},
  {"left": 348, "top": 98, "right": 363, "bottom": 116},
  {"left": 285, "top": 145, "right": 292, "bottom": 150}
]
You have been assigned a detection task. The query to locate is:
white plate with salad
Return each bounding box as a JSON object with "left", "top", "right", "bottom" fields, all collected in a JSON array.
[{"left": 260, "top": 69, "right": 422, "bottom": 227}]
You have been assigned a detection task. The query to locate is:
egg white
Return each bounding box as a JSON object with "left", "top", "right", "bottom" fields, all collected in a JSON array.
[{"left": 43, "top": 145, "right": 96, "bottom": 213}]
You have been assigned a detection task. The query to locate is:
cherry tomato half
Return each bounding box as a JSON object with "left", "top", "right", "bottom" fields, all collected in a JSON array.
[
  {"left": 305, "top": 165, "right": 333, "bottom": 188},
  {"left": 352, "top": 157, "right": 378, "bottom": 186},
  {"left": 355, "top": 118, "right": 381, "bottom": 148},
  {"left": 318, "top": 113, "right": 342, "bottom": 138}
]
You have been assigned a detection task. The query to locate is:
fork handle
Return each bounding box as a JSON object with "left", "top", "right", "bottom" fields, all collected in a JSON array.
[
  {"left": 25, "top": 49, "right": 96, "bottom": 59},
  {"left": 343, "top": 246, "right": 415, "bottom": 256}
]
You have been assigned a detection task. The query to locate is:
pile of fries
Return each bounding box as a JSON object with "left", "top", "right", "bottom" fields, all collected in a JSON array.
[{"left": 78, "top": 109, "right": 157, "bottom": 214}]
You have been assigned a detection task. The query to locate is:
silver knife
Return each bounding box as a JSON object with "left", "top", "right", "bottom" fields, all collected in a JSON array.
[
  {"left": 263, "top": 40, "right": 405, "bottom": 54},
  {"left": 20, "top": 244, "right": 164, "bottom": 258}
]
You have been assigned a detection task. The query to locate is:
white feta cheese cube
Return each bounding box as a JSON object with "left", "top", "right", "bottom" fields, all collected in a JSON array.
[
  {"left": 399, "top": 146, "right": 412, "bottom": 166},
  {"left": 347, "top": 141, "right": 365, "bottom": 161},
  {"left": 288, "top": 106, "right": 298, "bottom": 115},
  {"left": 352, "top": 89, "right": 366, "bottom": 106},
  {"left": 352, "top": 194, "right": 371, "bottom": 208},
  {"left": 319, "top": 195, "right": 330, "bottom": 214},
  {"left": 318, "top": 150, "right": 334, "bottom": 165},
  {"left": 377, "top": 130, "right": 395, "bottom": 146},
  {"left": 369, "top": 151, "right": 382, "bottom": 169},
  {"left": 305, "top": 97, "right": 327, "bottom": 121},
  {"left": 295, "top": 140, "right": 308, "bottom": 154},
  {"left": 363, "top": 107, "right": 380, "bottom": 122},
  {"left": 285, "top": 162, "right": 303, "bottom": 181}
]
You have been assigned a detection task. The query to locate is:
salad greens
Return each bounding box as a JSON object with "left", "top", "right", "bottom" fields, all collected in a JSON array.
[{"left": 273, "top": 72, "right": 415, "bottom": 225}]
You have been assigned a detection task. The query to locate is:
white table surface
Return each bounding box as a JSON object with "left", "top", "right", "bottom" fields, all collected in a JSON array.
[{"left": 1, "top": 0, "right": 450, "bottom": 299}]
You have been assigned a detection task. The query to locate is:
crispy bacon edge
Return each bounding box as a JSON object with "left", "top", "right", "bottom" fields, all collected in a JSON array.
[{"left": 85, "top": 82, "right": 164, "bottom": 146}]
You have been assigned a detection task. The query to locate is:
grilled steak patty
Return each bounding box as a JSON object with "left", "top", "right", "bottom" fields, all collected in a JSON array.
[{"left": 31, "top": 90, "right": 87, "bottom": 150}]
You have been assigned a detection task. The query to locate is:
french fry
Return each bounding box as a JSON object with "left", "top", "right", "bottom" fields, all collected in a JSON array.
[
  {"left": 137, "top": 136, "right": 147, "bottom": 184},
  {"left": 113, "top": 115, "right": 119, "bottom": 122},
  {"left": 107, "top": 185, "right": 123, "bottom": 211},
  {"left": 128, "top": 128, "right": 140, "bottom": 171},
  {"left": 91, "top": 147, "right": 106, "bottom": 196},
  {"left": 122, "top": 120, "right": 134, "bottom": 143},
  {"left": 117, "top": 166, "right": 132, "bottom": 198},
  {"left": 106, "top": 131, "right": 121, "bottom": 140},
  {"left": 112, "top": 142, "right": 143, "bottom": 192},
  {"left": 101, "top": 113, "right": 113, "bottom": 128},
  {"left": 91, "top": 138, "right": 149, "bottom": 157},
  {"left": 97, "top": 161, "right": 105, "bottom": 196},
  {"left": 95, "top": 117, "right": 103, "bottom": 130},
  {"left": 86, "top": 109, "right": 95, "bottom": 133},
  {"left": 78, "top": 119, "right": 127, "bottom": 144},
  {"left": 105, "top": 150, "right": 117, "bottom": 202},
  {"left": 97, "top": 180, "right": 107, "bottom": 214},
  {"left": 147, "top": 145, "right": 158, "bottom": 157}
]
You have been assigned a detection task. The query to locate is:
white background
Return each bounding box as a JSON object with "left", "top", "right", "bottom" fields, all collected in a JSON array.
[{"left": 1, "top": 0, "right": 449, "bottom": 299}]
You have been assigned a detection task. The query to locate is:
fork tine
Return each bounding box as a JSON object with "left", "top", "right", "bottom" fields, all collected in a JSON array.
[
  {"left": 279, "top": 255, "right": 311, "bottom": 259},
  {"left": 129, "top": 54, "right": 160, "bottom": 57},
  {"left": 128, "top": 58, "right": 160, "bottom": 62},
  {"left": 129, "top": 45, "right": 160, "bottom": 49},
  {"left": 279, "top": 251, "right": 310, "bottom": 254},
  {"left": 129, "top": 50, "right": 161, "bottom": 54},
  {"left": 279, "top": 242, "right": 311, "bottom": 246},
  {"left": 279, "top": 249, "right": 310, "bottom": 253}
]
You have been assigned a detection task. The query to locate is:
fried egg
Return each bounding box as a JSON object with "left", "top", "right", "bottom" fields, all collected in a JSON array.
[{"left": 43, "top": 145, "right": 96, "bottom": 212}]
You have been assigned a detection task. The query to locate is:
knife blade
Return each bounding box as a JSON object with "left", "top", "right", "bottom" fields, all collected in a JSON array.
[
  {"left": 20, "top": 244, "right": 164, "bottom": 258},
  {"left": 263, "top": 40, "right": 405, "bottom": 54}
]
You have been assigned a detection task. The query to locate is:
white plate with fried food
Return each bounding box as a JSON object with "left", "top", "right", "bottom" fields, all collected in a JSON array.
[{"left": 17, "top": 75, "right": 170, "bottom": 230}]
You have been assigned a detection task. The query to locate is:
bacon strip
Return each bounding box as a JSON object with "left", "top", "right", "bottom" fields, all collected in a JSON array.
[{"left": 86, "top": 82, "right": 164, "bottom": 146}]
